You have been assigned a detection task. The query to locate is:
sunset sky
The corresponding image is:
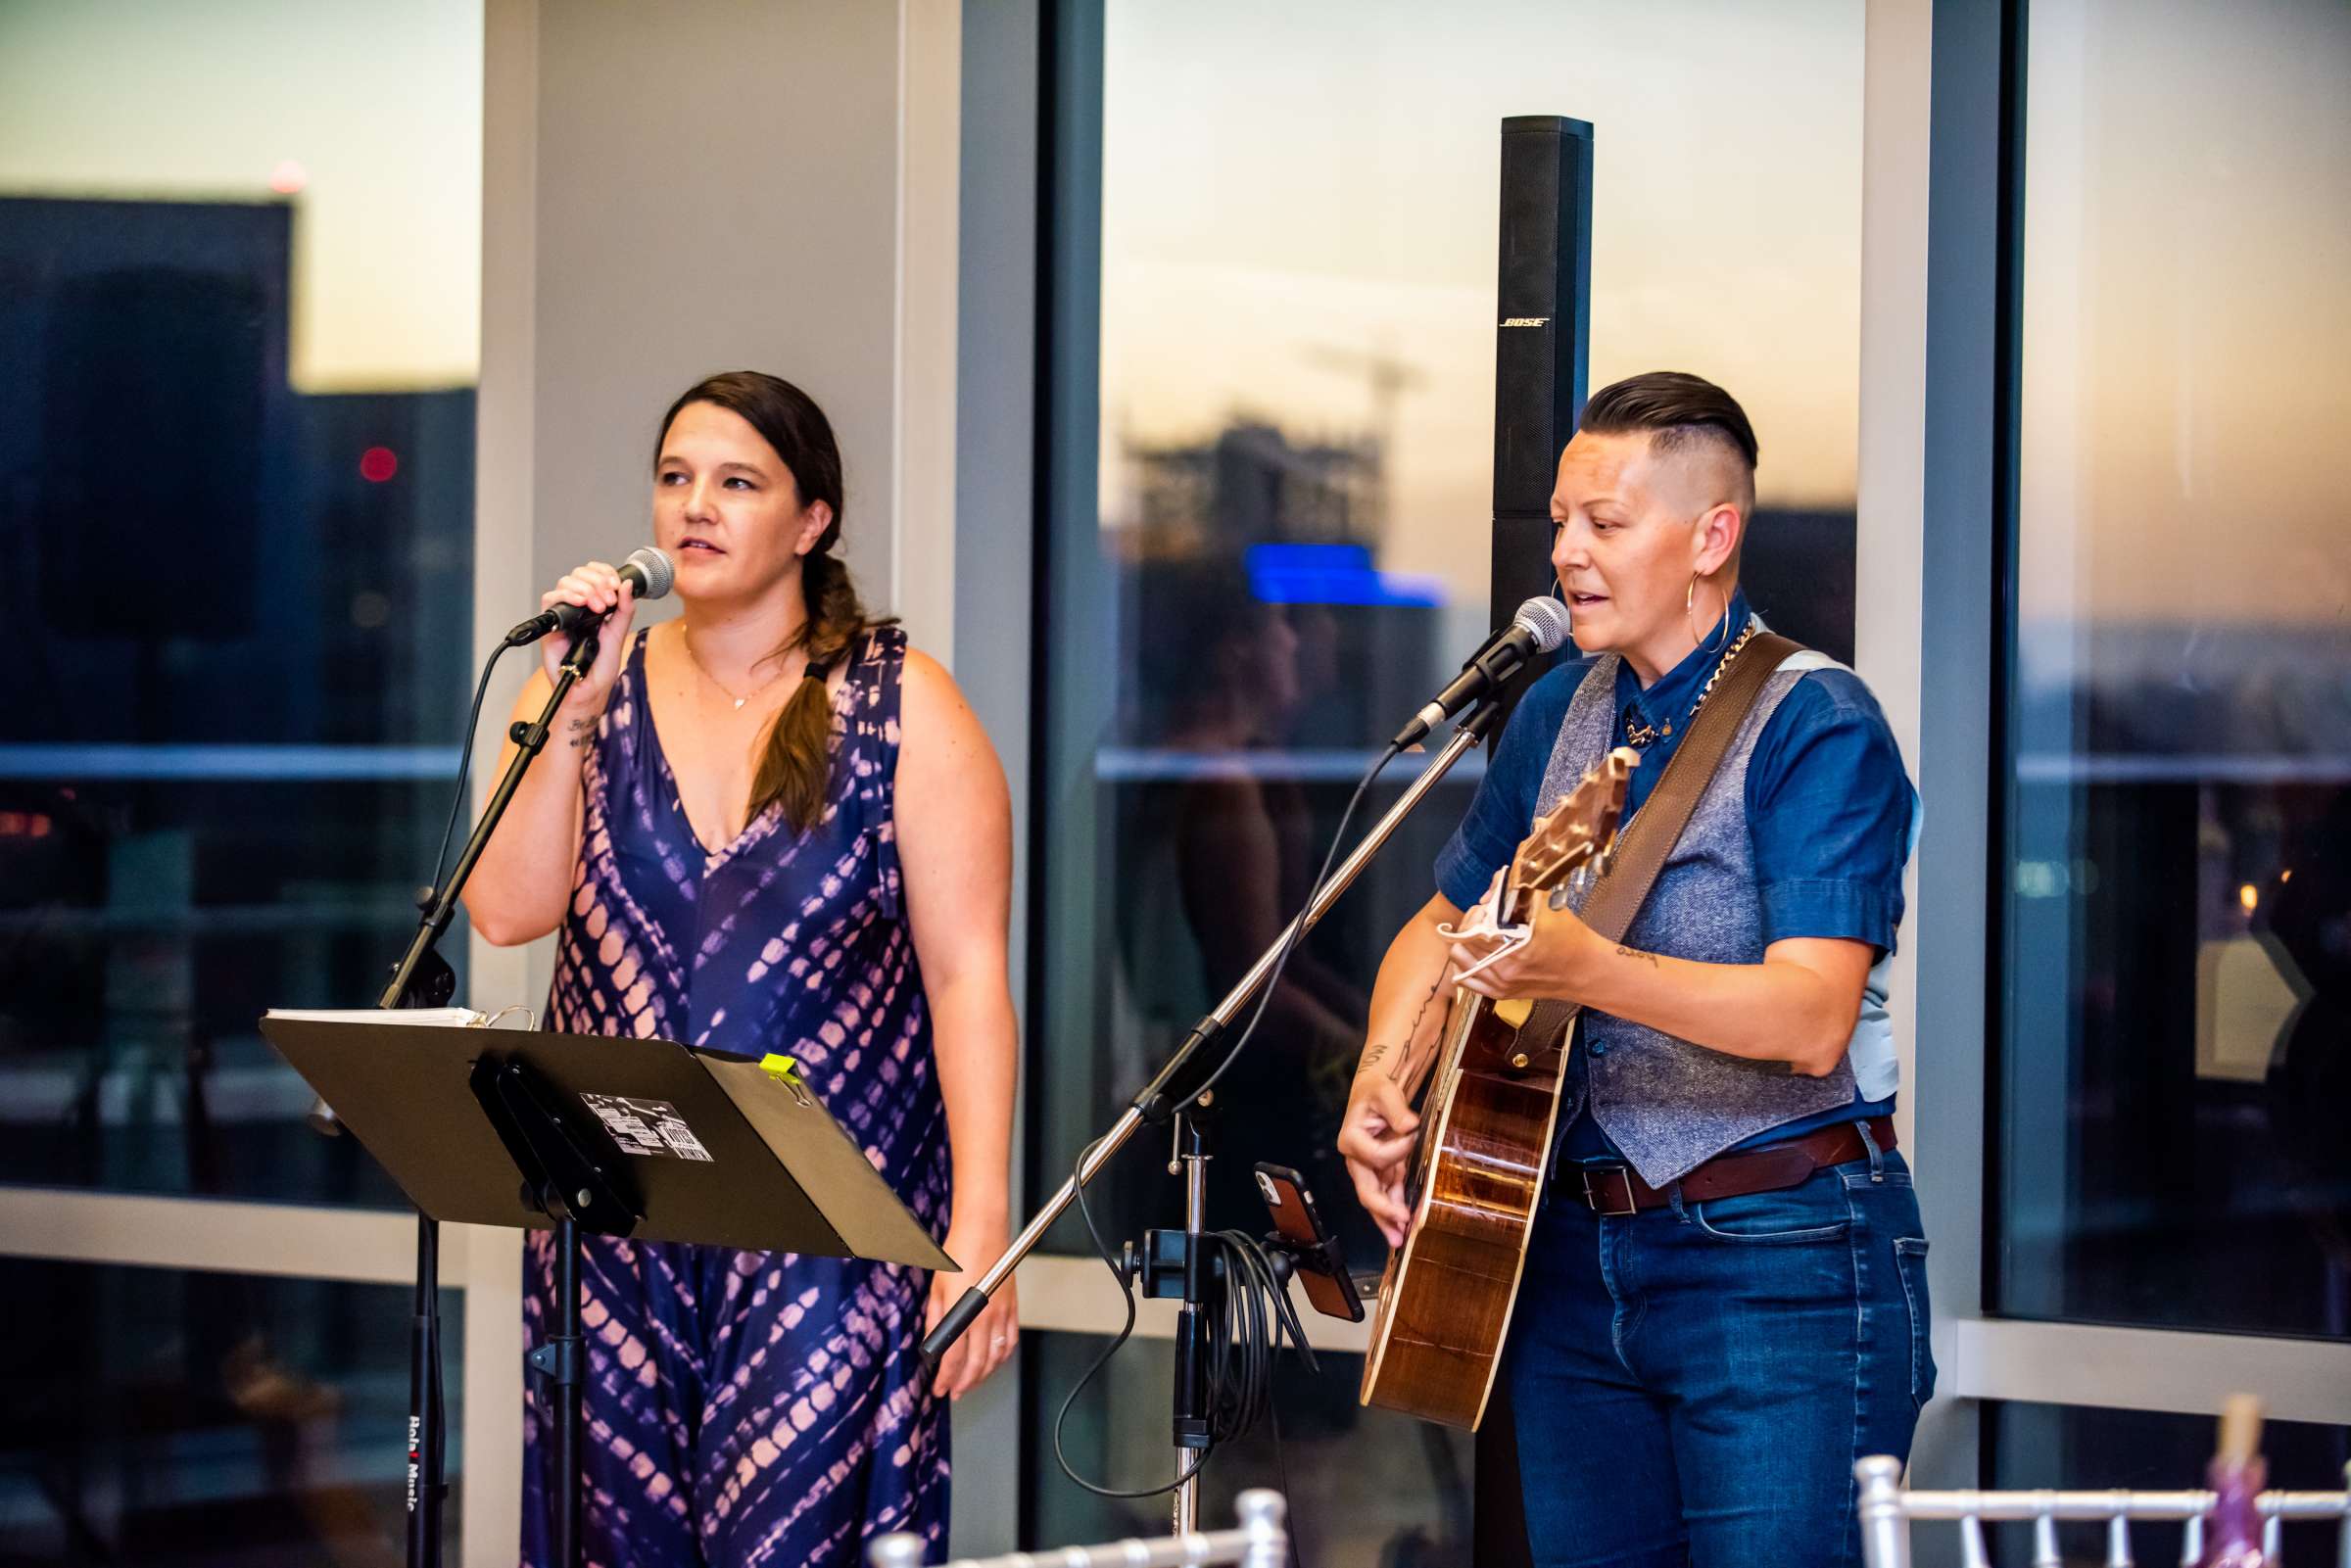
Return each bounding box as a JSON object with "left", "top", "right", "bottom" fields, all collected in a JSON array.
[
  {"left": 0, "top": 0, "right": 482, "bottom": 393},
  {"left": 4, "top": 0, "right": 2339, "bottom": 633},
  {"left": 1098, "top": 0, "right": 1866, "bottom": 641}
]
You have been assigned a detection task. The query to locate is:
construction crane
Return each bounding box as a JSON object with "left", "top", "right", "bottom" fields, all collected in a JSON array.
[{"left": 1303, "top": 340, "right": 1426, "bottom": 543}]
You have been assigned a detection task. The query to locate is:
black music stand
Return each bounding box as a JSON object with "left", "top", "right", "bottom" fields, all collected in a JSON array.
[{"left": 260, "top": 1017, "right": 952, "bottom": 1566}]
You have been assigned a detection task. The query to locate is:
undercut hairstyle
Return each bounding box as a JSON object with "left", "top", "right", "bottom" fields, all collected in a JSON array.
[
  {"left": 1577, "top": 370, "right": 1759, "bottom": 478},
  {"left": 653, "top": 370, "right": 892, "bottom": 834}
]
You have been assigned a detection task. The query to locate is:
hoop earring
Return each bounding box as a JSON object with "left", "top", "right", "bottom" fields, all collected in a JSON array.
[{"left": 1687, "top": 574, "right": 1731, "bottom": 654}]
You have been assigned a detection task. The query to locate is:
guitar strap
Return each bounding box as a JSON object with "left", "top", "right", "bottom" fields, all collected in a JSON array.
[{"left": 1518, "top": 631, "right": 1803, "bottom": 1060}]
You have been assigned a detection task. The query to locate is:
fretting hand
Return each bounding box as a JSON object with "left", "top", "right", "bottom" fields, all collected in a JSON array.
[{"left": 1446, "top": 891, "right": 1608, "bottom": 1005}]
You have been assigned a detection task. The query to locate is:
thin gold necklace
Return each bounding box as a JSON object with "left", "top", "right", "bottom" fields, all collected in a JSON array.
[
  {"left": 1622, "top": 624, "right": 1758, "bottom": 747},
  {"left": 681, "top": 629, "right": 797, "bottom": 712}
]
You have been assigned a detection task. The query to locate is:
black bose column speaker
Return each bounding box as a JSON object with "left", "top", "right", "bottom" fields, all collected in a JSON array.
[
  {"left": 1474, "top": 115, "right": 1593, "bottom": 1568},
  {"left": 1486, "top": 115, "right": 1594, "bottom": 722}
]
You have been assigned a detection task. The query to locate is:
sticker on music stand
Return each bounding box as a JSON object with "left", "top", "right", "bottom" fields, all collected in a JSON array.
[{"left": 581, "top": 1093, "right": 714, "bottom": 1163}]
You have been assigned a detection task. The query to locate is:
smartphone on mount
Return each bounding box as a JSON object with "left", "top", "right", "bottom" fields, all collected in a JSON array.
[{"left": 1253, "top": 1162, "right": 1365, "bottom": 1323}]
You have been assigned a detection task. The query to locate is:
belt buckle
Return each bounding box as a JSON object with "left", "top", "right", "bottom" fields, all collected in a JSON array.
[{"left": 1580, "top": 1165, "right": 1640, "bottom": 1217}]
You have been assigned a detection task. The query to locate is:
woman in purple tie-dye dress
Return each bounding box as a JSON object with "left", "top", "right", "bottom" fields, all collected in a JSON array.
[{"left": 464, "top": 372, "right": 1020, "bottom": 1566}]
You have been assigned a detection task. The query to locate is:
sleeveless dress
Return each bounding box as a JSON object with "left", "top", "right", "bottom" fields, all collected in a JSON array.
[{"left": 520, "top": 624, "right": 951, "bottom": 1567}]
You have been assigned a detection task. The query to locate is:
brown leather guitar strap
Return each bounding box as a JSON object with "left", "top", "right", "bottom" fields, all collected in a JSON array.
[{"left": 1517, "top": 631, "right": 1802, "bottom": 1063}]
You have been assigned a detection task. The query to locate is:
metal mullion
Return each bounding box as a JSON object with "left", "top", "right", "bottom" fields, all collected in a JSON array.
[
  {"left": 0, "top": 1186, "right": 444, "bottom": 1287},
  {"left": 1953, "top": 1318, "right": 2351, "bottom": 1429}
]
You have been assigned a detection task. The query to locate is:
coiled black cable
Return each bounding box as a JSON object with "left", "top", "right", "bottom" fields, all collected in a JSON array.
[
  {"left": 1053, "top": 1135, "right": 1210, "bottom": 1500},
  {"left": 1201, "top": 1227, "right": 1319, "bottom": 1441},
  {"left": 1052, "top": 1151, "right": 1319, "bottom": 1502}
]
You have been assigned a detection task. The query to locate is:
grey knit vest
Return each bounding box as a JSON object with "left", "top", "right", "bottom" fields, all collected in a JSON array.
[{"left": 1537, "top": 649, "right": 1857, "bottom": 1185}]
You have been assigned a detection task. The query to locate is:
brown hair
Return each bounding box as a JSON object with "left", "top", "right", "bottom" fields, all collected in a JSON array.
[
  {"left": 1577, "top": 370, "right": 1759, "bottom": 473},
  {"left": 654, "top": 371, "right": 890, "bottom": 832}
]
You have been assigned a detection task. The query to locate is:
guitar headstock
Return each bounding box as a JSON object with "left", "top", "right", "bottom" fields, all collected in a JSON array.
[{"left": 1502, "top": 747, "right": 1637, "bottom": 920}]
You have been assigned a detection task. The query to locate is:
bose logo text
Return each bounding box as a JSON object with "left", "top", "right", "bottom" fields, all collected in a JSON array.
[{"left": 1499, "top": 316, "right": 1552, "bottom": 328}]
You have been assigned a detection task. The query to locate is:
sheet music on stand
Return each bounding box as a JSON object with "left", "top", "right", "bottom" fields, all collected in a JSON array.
[{"left": 266, "top": 1006, "right": 488, "bottom": 1028}]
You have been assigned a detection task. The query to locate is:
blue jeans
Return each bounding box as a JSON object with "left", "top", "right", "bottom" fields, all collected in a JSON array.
[{"left": 1504, "top": 1140, "right": 1935, "bottom": 1568}]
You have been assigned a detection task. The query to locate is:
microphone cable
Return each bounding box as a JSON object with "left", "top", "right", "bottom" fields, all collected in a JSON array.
[
  {"left": 1053, "top": 1133, "right": 1212, "bottom": 1499},
  {"left": 396, "top": 636, "right": 514, "bottom": 1513},
  {"left": 425, "top": 641, "right": 516, "bottom": 893},
  {"left": 1051, "top": 1134, "right": 1319, "bottom": 1508},
  {"left": 1178, "top": 738, "right": 1402, "bottom": 1109},
  {"left": 1050, "top": 734, "right": 1410, "bottom": 1538}
]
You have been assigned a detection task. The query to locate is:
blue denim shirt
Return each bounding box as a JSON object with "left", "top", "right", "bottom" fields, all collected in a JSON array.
[{"left": 1433, "top": 590, "right": 1917, "bottom": 1158}]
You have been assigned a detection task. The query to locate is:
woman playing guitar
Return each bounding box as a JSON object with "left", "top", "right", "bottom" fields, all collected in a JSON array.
[{"left": 1339, "top": 372, "right": 1929, "bottom": 1568}]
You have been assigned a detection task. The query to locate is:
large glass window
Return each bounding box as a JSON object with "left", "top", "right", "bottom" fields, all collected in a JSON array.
[
  {"left": 0, "top": 1259, "right": 462, "bottom": 1563},
  {"left": 1032, "top": 1, "right": 1866, "bottom": 1547},
  {"left": 1997, "top": 0, "right": 2351, "bottom": 1340},
  {"left": 0, "top": 2, "right": 483, "bottom": 1205}
]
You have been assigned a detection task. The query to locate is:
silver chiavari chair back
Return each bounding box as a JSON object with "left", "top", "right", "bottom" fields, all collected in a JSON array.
[
  {"left": 865, "top": 1488, "right": 1289, "bottom": 1568},
  {"left": 1856, "top": 1455, "right": 2351, "bottom": 1568}
]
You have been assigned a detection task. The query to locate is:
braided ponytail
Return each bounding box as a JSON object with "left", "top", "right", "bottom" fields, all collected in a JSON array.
[
  {"left": 750, "top": 547, "right": 887, "bottom": 831},
  {"left": 654, "top": 371, "right": 895, "bottom": 832}
]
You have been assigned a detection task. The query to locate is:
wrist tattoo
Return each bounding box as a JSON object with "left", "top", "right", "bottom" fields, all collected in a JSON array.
[
  {"left": 1361, "top": 1042, "right": 1391, "bottom": 1069},
  {"left": 1615, "top": 944, "right": 1658, "bottom": 969}
]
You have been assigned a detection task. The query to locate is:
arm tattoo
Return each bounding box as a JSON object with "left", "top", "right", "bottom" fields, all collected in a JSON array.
[
  {"left": 1615, "top": 944, "right": 1659, "bottom": 970},
  {"left": 1380, "top": 972, "right": 1452, "bottom": 1085},
  {"left": 1404, "top": 973, "right": 1446, "bottom": 1040}
]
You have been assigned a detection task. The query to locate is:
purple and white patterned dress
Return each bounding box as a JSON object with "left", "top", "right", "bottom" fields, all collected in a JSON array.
[{"left": 521, "top": 624, "right": 950, "bottom": 1567}]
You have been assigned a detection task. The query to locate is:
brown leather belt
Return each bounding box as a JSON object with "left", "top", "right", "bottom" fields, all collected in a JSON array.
[{"left": 1571, "top": 1116, "right": 1896, "bottom": 1216}]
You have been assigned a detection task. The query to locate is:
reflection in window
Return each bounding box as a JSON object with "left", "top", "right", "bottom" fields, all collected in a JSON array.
[
  {"left": 1999, "top": 0, "right": 2351, "bottom": 1338},
  {"left": 0, "top": 4, "right": 482, "bottom": 1205},
  {"left": 0, "top": 1259, "right": 462, "bottom": 1562},
  {"left": 1032, "top": 0, "right": 1864, "bottom": 1545}
]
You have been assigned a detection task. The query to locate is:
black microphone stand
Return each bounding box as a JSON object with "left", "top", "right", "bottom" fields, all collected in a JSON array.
[
  {"left": 923, "top": 694, "right": 1508, "bottom": 1531},
  {"left": 371, "top": 627, "right": 603, "bottom": 1568}
]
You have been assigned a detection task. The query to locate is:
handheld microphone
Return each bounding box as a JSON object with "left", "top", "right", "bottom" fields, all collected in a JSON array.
[
  {"left": 1391, "top": 594, "right": 1571, "bottom": 748},
  {"left": 504, "top": 546, "right": 677, "bottom": 646}
]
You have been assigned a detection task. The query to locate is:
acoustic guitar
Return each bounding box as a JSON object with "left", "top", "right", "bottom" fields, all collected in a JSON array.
[{"left": 1358, "top": 747, "right": 1637, "bottom": 1430}]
